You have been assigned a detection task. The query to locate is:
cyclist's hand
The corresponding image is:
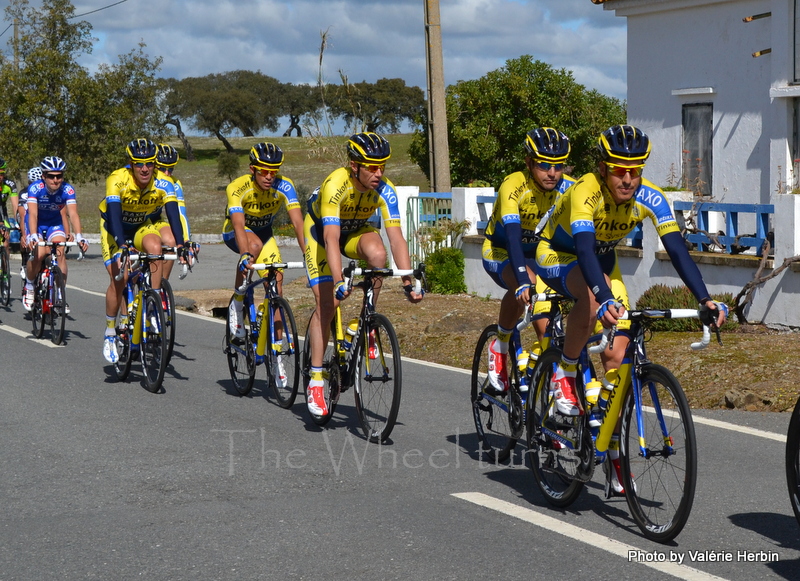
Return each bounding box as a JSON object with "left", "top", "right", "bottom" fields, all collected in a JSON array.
[
  {"left": 515, "top": 283, "right": 531, "bottom": 307},
  {"left": 699, "top": 300, "right": 727, "bottom": 330},
  {"left": 238, "top": 252, "right": 253, "bottom": 273},
  {"left": 596, "top": 299, "right": 624, "bottom": 328},
  {"left": 75, "top": 233, "right": 89, "bottom": 253},
  {"left": 403, "top": 283, "right": 424, "bottom": 304},
  {"left": 25, "top": 233, "right": 41, "bottom": 250},
  {"left": 334, "top": 280, "right": 350, "bottom": 302}
]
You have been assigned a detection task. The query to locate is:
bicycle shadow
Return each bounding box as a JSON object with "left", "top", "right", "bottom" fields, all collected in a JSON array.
[{"left": 728, "top": 512, "right": 800, "bottom": 578}]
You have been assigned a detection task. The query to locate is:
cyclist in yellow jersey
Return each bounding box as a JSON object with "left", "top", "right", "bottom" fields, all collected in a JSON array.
[
  {"left": 224, "top": 142, "right": 305, "bottom": 343},
  {"left": 99, "top": 138, "right": 186, "bottom": 364},
  {"left": 155, "top": 144, "right": 196, "bottom": 280},
  {"left": 481, "top": 128, "right": 576, "bottom": 395},
  {"left": 535, "top": 125, "right": 727, "bottom": 492},
  {"left": 303, "top": 132, "right": 423, "bottom": 416}
]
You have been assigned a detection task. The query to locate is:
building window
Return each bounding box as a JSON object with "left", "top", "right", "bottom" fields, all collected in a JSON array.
[{"left": 682, "top": 104, "right": 713, "bottom": 197}]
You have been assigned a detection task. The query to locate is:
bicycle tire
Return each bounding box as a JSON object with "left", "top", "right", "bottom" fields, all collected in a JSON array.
[
  {"left": 267, "top": 296, "right": 300, "bottom": 408},
  {"left": 0, "top": 246, "right": 10, "bottom": 306},
  {"left": 226, "top": 297, "right": 256, "bottom": 396},
  {"left": 31, "top": 275, "right": 46, "bottom": 338},
  {"left": 786, "top": 395, "right": 800, "bottom": 527},
  {"left": 114, "top": 318, "right": 133, "bottom": 381},
  {"left": 161, "top": 278, "right": 176, "bottom": 363},
  {"left": 620, "top": 363, "right": 697, "bottom": 543},
  {"left": 526, "top": 347, "right": 585, "bottom": 507},
  {"left": 302, "top": 311, "right": 340, "bottom": 426},
  {"left": 470, "top": 325, "right": 517, "bottom": 463},
  {"left": 50, "top": 266, "right": 66, "bottom": 345},
  {"left": 140, "top": 289, "right": 168, "bottom": 393},
  {"left": 354, "top": 313, "right": 402, "bottom": 443}
]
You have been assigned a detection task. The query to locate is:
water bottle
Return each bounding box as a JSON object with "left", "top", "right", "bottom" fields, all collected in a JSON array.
[
  {"left": 589, "top": 369, "right": 619, "bottom": 428},
  {"left": 342, "top": 318, "right": 359, "bottom": 351}
]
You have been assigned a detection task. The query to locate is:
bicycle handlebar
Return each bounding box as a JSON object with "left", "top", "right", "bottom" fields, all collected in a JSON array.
[
  {"left": 516, "top": 292, "right": 569, "bottom": 331},
  {"left": 37, "top": 240, "right": 85, "bottom": 261},
  {"left": 589, "top": 309, "right": 713, "bottom": 354},
  {"left": 250, "top": 261, "right": 305, "bottom": 271},
  {"left": 342, "top": 261, "right": 426, "bottom": 296}
]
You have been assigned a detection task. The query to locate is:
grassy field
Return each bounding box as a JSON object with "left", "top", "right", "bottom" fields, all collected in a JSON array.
[{"left": 74, "top": 134, "right": 431, "bottom": 235}]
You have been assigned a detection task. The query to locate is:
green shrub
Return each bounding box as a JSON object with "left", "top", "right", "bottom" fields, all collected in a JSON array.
[
  {"left": 217, "top": 152, "right": 241, "bottom": 182},
  {"left": 635, "top": 284, "right": 736, "bottom": 332},
  {"left": 426, "top": 247, "right": 467, "bottom": 294}
]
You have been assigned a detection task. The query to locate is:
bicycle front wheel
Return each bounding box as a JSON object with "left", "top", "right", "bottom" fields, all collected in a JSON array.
[
  {"left": 0, "top": 246, "right": 10, "bottom": 306},
  {"left": 354, "top": 313, "right": 401, "bottom": 443},
  {"left": 141, "top": 289, "right": 168, "bottom": 393},
  {"left": 226, "top": 297, "right": 256, "bottom": 396},
  {"left": 786, "top": 396, "right": 800, "bottom": 526},
  {"left": 161, "top": 278, "right": 176, "bottom": 363},
  {"left": 50, "top": 266, "right": 66, "bottom": 345},
  {"left": 620, "top": 363, "right": 697, "bottom": 543},
  {"left": 267, "top": 296, "right": 300, "bottom": 408},
  {"left": 526, "top": 347, "right": 585, "bottom": 508},
  {"left": 114, "top": 318, "right": 133, "bottom": 381},
  {"left": 471, "top": 325, "right": 517, "bottom": 463}
]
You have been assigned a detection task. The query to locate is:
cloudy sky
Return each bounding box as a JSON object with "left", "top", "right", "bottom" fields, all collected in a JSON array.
[{"left": 5, "top": 0, "right": 627, "bottom": 129}]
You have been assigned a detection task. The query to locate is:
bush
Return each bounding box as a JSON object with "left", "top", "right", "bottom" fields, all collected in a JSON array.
[
  {"left": 217, "top": 152, "right": 241, "bottom": 182},
  {"left": 426, "top": 247, "right": 466, "bottom": 294},
  {"left": 634, "top": 284, "right": 736, "bottom": 332}
]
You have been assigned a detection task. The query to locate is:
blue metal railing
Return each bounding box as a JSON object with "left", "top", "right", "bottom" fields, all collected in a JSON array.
[{"left": 672, "top": 201, "right": 774, "bottom": 256}]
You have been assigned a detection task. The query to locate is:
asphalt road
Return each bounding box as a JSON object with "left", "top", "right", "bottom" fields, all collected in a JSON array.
[{"left": 1, "top": 244, "right": 799, "bottom": 580}]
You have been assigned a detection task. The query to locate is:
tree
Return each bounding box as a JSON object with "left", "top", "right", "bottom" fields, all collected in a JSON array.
[
  {"left": 409, "top": 55, "right": 626, "bottom": 188},
  {"left": 281, "top": 83, "right": 321, "bottom": 137},
  {"left": 328, "top": 78, "right": 425, "bottom": 134},
  {"left": 168, "top": 71, "right": 284, "bottom": 152},
  {"left": 0, "top": 0, "right": 163, "bottom": 183}
]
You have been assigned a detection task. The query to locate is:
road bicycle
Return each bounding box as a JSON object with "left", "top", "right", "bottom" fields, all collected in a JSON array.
[
  {"left": 469, "top": 293, "right": 564, "bottom": 463},
  {"left": 785, "top": 394, "right": 800, "bottom": 526},
  {"left": 301, "top": 261, "right": 425, "bottom": 443},
  {"left": 160, "top": 244, "right": 197, "bottom": 364},
  {"left": 223, "top": 261, "right": 303, "bottom": 407},
  {"left": 525, "top": 305, "right": 719, "bottom": 542},
  {"left": 112, "top": 249, "right": 176, "bottom": 393},
  {"left": 31, "top": 240, "right": 82, "bottom": 345}
]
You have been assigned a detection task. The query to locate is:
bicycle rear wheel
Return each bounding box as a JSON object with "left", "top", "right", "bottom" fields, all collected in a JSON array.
[
  {"left": 786, "top": 396, "right": 800, "bottom": 526},
  {"left": 354, "top": 313, "right": 401, "bottom": 443},
  {"left": 620, "top": 363, "right": 697, "bottom": 543},
  {"left": 114, "top": 317, "right": 133, "bottom": 381},
  {"left": 31, "top": 276, "right": 46, "bottom": 338},
  {"left": 267, "top": 296, "right": 300, "bottom": 408},
  {"left": 526, "top": 347, "right": 585, "bottom": 507},
  {"left": 225, "top": 297, "right": 256, "bottom": 396},
  {"left": 0, "top": 246, "right": 10, "bottom": 306},
  {"left": 140, "top": 289, "right": 168, "bottom": 393},
  {"left": 302, "top": 311, "right": 339, "bottom": 426},
  {"left": 50, "top": 266, "right": 66, "bottom": 345},
  {"left": 161, "top": 278, "right": 176, "bottom": 363},
  {"left": 471, "top": 325, "right": 519, "bottom": 463}
]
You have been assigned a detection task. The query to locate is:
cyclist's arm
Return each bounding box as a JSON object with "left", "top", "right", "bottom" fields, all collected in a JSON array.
[
  {"left": 323, "top": 222, "right": 344, "bottom": 285},
  {"left": 104, "top": 200, "right": 127, "bottom": 247},
  {"left": 60, "top": 206, "right": 72, "bottom": 239},
  {"left": 287, "top": 206, "right": 306, "bottom": 254},
  {"left": 229, "top": 211, "right": 251, "bottom": 266},
  {"left": 386, "top": 225, "right": 423, "bottom": 302},
  {"left": 163, "top": 200, "right": 186, "bottom": 247},
  {"left": 574, "top": 230, "right": 615, "bottom": 305},
  {"left": 661, "top": 230, "right": 712, "bottom": 303},
  {"left": 503, "top": 222, "right": 531, "bottom": 287},
  {"left": 26, "top": 200, "right": 39, "bottom": 247}
]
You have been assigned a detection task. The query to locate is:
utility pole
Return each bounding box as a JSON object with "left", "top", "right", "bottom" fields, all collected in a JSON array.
[{"left": 424, "top": 0, "right": 451, "bottom": 192}]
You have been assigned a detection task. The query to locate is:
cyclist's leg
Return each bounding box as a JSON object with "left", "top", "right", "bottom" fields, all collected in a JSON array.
[
  {"left": 304, "top": 216, "right": 335, "bottom": 415},
  {"left": 134, "top": 222, "right": 166, "bottom": 289},
  {"left": 256, "top": 236, "right": 283, "bottom": 336},
  {"left": 481, "top": 241, "right": 514, "bottom": 394},
  {"left": 157, "top": 222, "right": 176, "bottom": 280},
  {"left": 101, "top": 224, "right": 124, "bottom": 363},
  {"left": 347, "top": 226, "right": 385, "bottom": 300}
]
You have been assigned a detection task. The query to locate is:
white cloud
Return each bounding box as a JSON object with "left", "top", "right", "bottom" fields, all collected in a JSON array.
[{"left": 20, "top": 0, "right": 627, "bottom": 99}]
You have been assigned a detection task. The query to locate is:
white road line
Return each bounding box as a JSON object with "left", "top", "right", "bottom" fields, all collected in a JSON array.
[
  {"left": 658, "top": 407, "right": 786, "bottom": 443},
  {"left": 0, "top": 323, "right": 61, "bottom": 347},
  {"left": 452, "top": 492, "right": 730, "bottom": 581}
]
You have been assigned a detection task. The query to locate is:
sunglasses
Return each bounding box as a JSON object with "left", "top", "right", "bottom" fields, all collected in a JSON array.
[
  {"left": 605, "top": 162, "right": 644, "bottom": 178},
  {"left": 534, "top": 161, "right": 565, "bottom": 171},
  {"left": 360, "top": 163, "right": 385, "bottom": 173},
  {"left": 157, "top": 166, "right": 174, "bottom": 174},
  {"left": 254, "top": 168, "right": 279, "bottom": 177},
  {"left": 44, "top": 173, "right": 64, "bottom": 180},
  {"left": 133, "top": 161, "right": 155, "bottom": 169}
]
